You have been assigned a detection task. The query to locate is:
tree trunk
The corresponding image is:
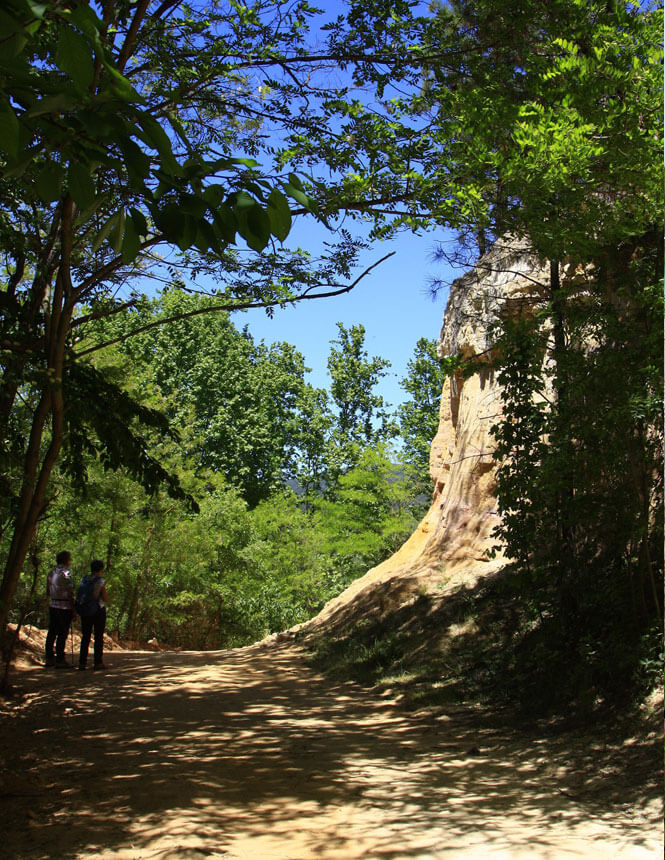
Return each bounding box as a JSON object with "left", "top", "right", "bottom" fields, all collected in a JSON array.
[
  {"left": 0, "top": 201, "right": 74, "bottom": 633},
  {"left": 548, "top": 260, "right": 578, "bottom": 638},
  {"left": 1, "top": 539, "right": 40, "bottom": 692},
  {"left": 0, "top": 391, "right": 61, "bottom": 630}
]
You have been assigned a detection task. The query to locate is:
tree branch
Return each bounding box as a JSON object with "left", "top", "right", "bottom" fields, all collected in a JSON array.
[
  {"left": 73, "top": 300, "right": 139, "bottom": 329},
  {"left": 73, "top": 236, "right": 163, "bottom": 301},
  {"left": 72, "top": 252, "right": 395, "bottom": 359},
  {"left": 117, "top": 0, "right": 150, "bottom": 74}
]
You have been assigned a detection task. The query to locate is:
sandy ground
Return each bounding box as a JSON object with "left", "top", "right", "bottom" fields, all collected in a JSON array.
[{"left": 0, "top": 641, "right": 662, "bottom": 860}]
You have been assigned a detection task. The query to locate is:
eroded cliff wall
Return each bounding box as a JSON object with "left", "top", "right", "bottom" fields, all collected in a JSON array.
[{"left": 306, "top": 240, "right": 550, "bottom": 631}]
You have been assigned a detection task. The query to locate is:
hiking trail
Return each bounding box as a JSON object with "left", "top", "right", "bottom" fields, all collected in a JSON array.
[{"left": 0, "top": 644, "right": 662, "bottom": 859}]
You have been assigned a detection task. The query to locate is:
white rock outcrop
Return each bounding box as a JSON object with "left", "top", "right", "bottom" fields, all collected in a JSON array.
[
  {"left": 428, "top": 240, "right": 549, "bottom": 573},
  {"left": 308, "top": 240, "right": 550, "bottom": 628}
]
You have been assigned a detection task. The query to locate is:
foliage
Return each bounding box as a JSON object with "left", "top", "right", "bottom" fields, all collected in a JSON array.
[
  {"left": 488, "top": 317, "right": 551, "bottom": 582},
  {"left": 317, "top": 444, "right": 425, "bottom": 581},
  {"left": 250, "top": 492, "right": 343, "bottom": 630},
  {"left": 3, "top": 0, "right": 662, "bottom": 724},
  {"left": 88, "top": 288, "right": 324, "bottom": 506},
  {"left": 307, "top": 0, "right": 664, "bottom": 714},
  {"left": 311, "top": 0, "right": 663, "bottom": 260},
  {"left": 398, "top": 337, "right": 445, "bottom": 481},
  {"left": 0, "top": 0, "right": 321, "bottom": 257},
  {"left": 490, "top": 254, "right": 663, "bottom": 711},
  {"left": 10, "top": 314, "right": 434, "bottom": 649},
  {"left": 0, "top": 0, "right": 370, "bottom": 628},
  {"left": 310, "top": 626, "right": 407, "bottom": 686},
  {"left": 326, "top": 322, "right": 396, "bottom": 475},
  {"left": 24, "top": 443, "right": 427, "bottom": 649}
]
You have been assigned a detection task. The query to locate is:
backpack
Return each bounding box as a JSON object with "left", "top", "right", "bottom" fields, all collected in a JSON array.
[{"left": 75, "top": 576, "right": 101, "bottom": 617}]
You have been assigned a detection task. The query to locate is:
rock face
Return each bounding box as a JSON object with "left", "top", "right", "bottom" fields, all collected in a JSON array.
[
  {"left": 427, "top": 241, "right": 550, "bottom": 576},
  {"left": 307, "top": 240, "right": 550, "bottom": 630}
]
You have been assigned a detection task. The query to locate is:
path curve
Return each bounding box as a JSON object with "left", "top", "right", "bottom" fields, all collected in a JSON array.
[{"left": 0, "top": 644, "right": 662, "bottom": 859}]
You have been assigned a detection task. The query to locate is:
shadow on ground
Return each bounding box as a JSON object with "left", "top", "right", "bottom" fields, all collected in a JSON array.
[{"left": 0, "top": 644, "right": 661, "bottom": 859}]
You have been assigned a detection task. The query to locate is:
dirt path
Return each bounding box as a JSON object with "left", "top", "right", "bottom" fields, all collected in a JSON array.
[{"left": 0, "top": 644, "right": 662, "bottom": 860}]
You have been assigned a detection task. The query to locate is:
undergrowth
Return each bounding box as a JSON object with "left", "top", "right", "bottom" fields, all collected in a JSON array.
[{"left": 305, "top": 568, "right": 664, "bottom": 724}]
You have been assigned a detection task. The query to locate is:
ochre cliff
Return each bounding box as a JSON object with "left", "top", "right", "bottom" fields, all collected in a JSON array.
[{"left": 305, "top": 240, "right": 550, "bottom": 631}]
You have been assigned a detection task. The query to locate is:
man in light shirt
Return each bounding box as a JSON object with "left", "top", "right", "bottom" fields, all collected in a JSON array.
[{"left": 45, "top": 550, "right": 75, "bottom": 668}]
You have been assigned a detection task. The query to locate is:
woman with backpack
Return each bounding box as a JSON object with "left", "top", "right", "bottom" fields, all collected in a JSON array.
[{"left": 77, "top": 559, "right": 108, "bottom": 671}]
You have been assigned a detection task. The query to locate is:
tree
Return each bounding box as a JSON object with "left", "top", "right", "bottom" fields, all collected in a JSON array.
[
  {"left": 326, "top": 322, "right": 396, "bottom": 476},
  {"left": 251, "top": 491, "right": 339, "bottom": 631},
  {"left": 290, "top": 383, "right": 335, "bottom": 507},
  {"left": 488, "top": 262, "right": 663, "bottom": 710},
  {"left": 93, "top": 289, "right": 320, "bottom": 506},
  {"left": 0, "top": 0, "right": 386, "bottom": 630},
  {"left": 411, "top": 0, "right": 663, "bottom": 707},
  {"left": 310, "top": 0, "right": 662, "bottom": 259},
  {"left": 318, "top": 444, "right": 422, "bottom": 582},
  {"left": 3, "top": 0, "right": 662, "bottom": 673},
  {"left": 398, "top": 337, "right": 445, "bottom": 481},
  {"left": 309, "top": 0, "right": 663, "bottom": 708}
]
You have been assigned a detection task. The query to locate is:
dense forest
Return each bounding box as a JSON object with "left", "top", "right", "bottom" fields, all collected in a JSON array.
[
  {"left": 0, "top": 0, "right": 662, "bottom": 712},
  {"left": 14, "top": 300, "right": 444, "bottom": 647}
]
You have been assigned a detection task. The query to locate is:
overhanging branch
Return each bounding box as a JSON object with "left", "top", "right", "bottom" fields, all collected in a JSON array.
[{"left": 72, "top": 251, "right": 396, "bottom": 360}]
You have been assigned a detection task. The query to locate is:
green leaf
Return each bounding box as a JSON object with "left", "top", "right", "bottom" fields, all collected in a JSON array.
[
  {"left": 35, "top": 163, "right": 65, "bottom": 202},
  {"left": 130, "top": 207, "right": 148, "bottom": 237},
  {"left": 101, "top": 62, "right": 141, "bottom": 101},
  {"left": 284, "top": 181, "right": 316, "bottom": 213},
  {"left": 55, "top": 25, "right": 93, "bottom": 93},
  {"left": 26, "top": 2, "right": 48, "bottom": 19},
  {"left": 212, "top": 204, "right": 236, "bottom": 244},
  {"left": 248, "top": 205, "right": 272, "bottom": 248},
  {"left": 287, "top": 172, "right": 304, "bottom": 191},
  {"left": 26, "top": 91, "right": 79, "bottom": 117},
  {"left": 167, "top": 112, "right": 190, "bottom": 148},
  {"left": 179, "top": 193, "right": 207, "bottom": 218},
  {"left": 205, "top": 156, "right": 238, "bottom": 173},
  {"left": 0, "top": 10, "right": 28, "bottom": 59},
  {"left": 135, "top": 113, "right": 183, "bottom": 177},
  {"left": 0, "top": 37, "right": 26, "bottom": 61},
  {"left": 67, "top": 161, "right": 96, "bottom": 209},
  {"left": 0, "top": 101, "right": 19, "bottom": 158},
  {"left": 67, "top": 4, "right": 103, "bottom": 45},
  {"left": 154, "top": 204, "right": 182, "bottom": 242},
  {"left": 74, "top": 190, "right": 109, "bottom": 226},
  {"left": 117, "top": 133, "right": 151, "bottom": 187},
  {"left": 231, "top": 190, "right": 256, "bottom": 213},
  {"left": 233, "top": 191, "right": 271, "bottom": 249},
  {"left": 77, "top": 108, "right": 114, "bottom": 140},
  {"left": 238, "top": 203, "right": 271, "bottom": 252},
  {"left": 193, "top": 220, "right": 219, "bottom": 253},
  {"left": 175, "top": 215, "right": 198, "bottom": 251},
  {"left": 154, "top": 205, "right": 196, "bottom": 250},
  {"left": 109, "top": 208, "right": 125, "bottom": 254},
  {"left": 121, "top": 214, "right": 140, "bottom": 263},
  {"left": 92, "top": 210, "right": 120, "bottom": 252},
  {"left": 203, "top": 184, "right": 226, "bottom": 207},
  {"left": 266, "top": 188, "right": 292, "bottom": 242},
  {"left": 231, "top": 156, "right": 260, "bottom": 169}
]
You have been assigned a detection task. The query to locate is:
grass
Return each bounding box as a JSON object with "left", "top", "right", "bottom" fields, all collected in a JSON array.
[
  {"left": 306, "top": 577, "right": 512, "bottom": 713},
  {"left": 304, "top": 566, "right": 665, "bottom": 724}
]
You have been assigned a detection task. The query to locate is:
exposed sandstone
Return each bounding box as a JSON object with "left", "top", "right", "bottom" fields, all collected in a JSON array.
[{"left": 307, "top": 240, "right": 550, "bottom": 630}]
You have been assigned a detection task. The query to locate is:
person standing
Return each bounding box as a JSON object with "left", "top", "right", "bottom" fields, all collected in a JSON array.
[
  {"left": 77, "top": 559, "right": 108, "bottom": 671},
  {"left": 45, "top": 550, "right": 75, "bottom": 668}
]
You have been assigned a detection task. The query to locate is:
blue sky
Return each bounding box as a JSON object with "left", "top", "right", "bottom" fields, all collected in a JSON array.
[
  {"left": 233, "top": 218, "right": 459, "bottom": 409},
  {"left": 222, "top": 1, "right": 462, "bottom": 411},
  {"left": 147, "top": 0, "right": 465, "bottom": 411}
]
